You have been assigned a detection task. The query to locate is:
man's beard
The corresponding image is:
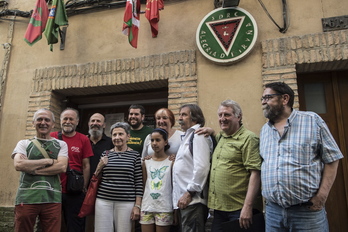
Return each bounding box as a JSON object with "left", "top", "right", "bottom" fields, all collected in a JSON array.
[
  {"left": 89, "top": 127, "right": 103, "bottom": 139},
  {"left": 128, "top": 119, "right": 142, "bottom": 129},
  {"left": 263, "top": 104, "right": 284, "bottom": 122},
  {"left": 62, "top": 124, "right": 76, "bottom": 134}
]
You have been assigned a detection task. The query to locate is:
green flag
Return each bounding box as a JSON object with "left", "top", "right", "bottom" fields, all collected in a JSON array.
[{"left": 44, "top": 0, "right": 68, "bottom": 51}]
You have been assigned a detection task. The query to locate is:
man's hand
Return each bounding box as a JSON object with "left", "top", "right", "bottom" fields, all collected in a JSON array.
[
  {"left": 239, "top": 205, "right": 253, "bottom": 229},
  {"left": 195, "top": 127, "right": 215, "bottom": 137},
  {"left": 309, "top": 194, "right": 325, "bottom": 211},
  {"left": 177, "top": 192, "right": 192, "bottom": 209},
  {"left": 168, "top": 154, "right": 176, "bottom": 162}
]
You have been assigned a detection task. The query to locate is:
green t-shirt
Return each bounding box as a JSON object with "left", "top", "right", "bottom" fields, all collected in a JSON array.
[
  {"left": 14, "top": 139, "right": 63, "bottom": 205},
  {"left": 128, "top": 126, "right": 153, "bottom": 155}
]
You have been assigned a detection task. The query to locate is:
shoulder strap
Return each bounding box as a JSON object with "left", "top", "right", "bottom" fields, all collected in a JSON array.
[
  {"left": 58, "top": 131, "right": 63, "bottom": 140},
  {"left": 190, "top": 133, "right": 219, "bottom": 156},
  {"left": 31, "top": 139, "right": 50, "bottom": 159},
  {"left": 189, "top": 132, "right": 195, "bottom": 156}
]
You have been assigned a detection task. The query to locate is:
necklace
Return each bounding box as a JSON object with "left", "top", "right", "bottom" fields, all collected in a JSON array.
[
  {"left": 112, "top": 147, "right": 130, "bottom": 157},
  {"left": 40, "top": 140, "right": 49, "bottom": 148}
]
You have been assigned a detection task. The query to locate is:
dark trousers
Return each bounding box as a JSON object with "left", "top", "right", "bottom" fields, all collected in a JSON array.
[
  {"left": 180, "top": 203, "right": 208, "bottom": 232},
  {"left": 62, "top": 192, "right": 85, "bottom": 232},
  {"left": 211, "top": 209, "right": 262, "bottom": 232}
]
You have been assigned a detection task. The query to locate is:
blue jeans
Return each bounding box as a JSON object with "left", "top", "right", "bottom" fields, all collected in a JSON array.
[
  {"left": 179, "top": 203, "right": 208, "bottom": 232},
  {"left": 265, "top": 201, "right": 329, "bottom": 232}
]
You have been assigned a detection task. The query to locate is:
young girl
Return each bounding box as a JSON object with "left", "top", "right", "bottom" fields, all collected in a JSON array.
[{"left": 140, "top": 128, "right": 176, "bottom": 232}]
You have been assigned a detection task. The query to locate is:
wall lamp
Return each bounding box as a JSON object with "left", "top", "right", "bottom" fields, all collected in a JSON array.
[
  {"left": 0, "top": 0, "right": 8, "bottom": 7},
  {"left": 214, "top": 0, "right": 240, "bottom": 9},
  {"left": 223, "top": 0, "right": 240, "bottom": 7}
]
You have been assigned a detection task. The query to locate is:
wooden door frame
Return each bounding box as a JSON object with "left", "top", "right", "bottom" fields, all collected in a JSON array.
[{"left": 297, "top": 71, "right": 348, "bottom": 216}]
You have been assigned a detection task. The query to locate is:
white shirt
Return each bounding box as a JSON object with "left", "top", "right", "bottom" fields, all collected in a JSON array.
[
  {"left": 141, "top": 157, "right": 173, "bottom": 212},
  {"left": 141, "top": 130, "right": 184, "bottom": 159},
  {"left": 172, "top": 124, "right": 213, "bottom": 209}
]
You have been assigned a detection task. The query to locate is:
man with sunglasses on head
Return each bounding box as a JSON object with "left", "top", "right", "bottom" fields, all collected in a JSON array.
[{"left": 260, "top": 81, "right": 343, "bottom": 232}]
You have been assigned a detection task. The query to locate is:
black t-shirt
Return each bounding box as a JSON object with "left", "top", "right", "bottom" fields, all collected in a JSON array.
[{"left": 88, "top": 133, "right": 113, "bottom": 179}]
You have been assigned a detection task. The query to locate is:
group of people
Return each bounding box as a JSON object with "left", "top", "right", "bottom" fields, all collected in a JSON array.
[{"left": 12, "top": 81, "right": 343, "bottom": 232}]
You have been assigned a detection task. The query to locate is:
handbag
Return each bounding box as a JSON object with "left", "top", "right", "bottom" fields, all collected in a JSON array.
[
  {"left": 78, "top": 150, "right": 109, "bottom": 218},
  {"left": 66, "top": 166, "right": 84, "bottom": 194},
  {"left": 78, "top": 173, "right": 101, "bottom": 218}
]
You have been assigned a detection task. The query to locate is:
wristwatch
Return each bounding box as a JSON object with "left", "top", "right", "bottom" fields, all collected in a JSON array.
[{"left": 188, "top": 191, "right": 196, "bottom": 197}]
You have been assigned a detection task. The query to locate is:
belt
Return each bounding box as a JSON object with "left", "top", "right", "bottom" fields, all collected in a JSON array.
[{"left": 290, "top": 201, "right": 313, "bottom": 208}]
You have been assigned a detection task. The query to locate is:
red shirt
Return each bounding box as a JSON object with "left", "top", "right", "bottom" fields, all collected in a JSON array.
[{"left": 50, "top": 131, "right": 94, "bottom": 193}]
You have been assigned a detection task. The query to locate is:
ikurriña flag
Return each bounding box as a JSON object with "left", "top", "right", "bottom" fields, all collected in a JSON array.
[
  {"left": 44, "top": 0, "right": 68, "bottom": 51},
  {"left": 24, "top": 0, "right": 49, "bottom": 46},
  {"left": 122, "top": 0, "right": 140, "bottom": 48},
  {"left": 145, "top": 0, "right": 164, "bottom": 38}
]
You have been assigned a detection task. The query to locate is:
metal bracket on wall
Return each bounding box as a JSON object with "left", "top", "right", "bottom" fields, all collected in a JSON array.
[{"left": 60, "top": 27, "right": 67, "bottom": 50}]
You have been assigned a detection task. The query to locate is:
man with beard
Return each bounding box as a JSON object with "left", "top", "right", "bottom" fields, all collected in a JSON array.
[
  {"left": 127, "top": 104, "right": 153, "bottom": 155},
  {"left": 86, "top": 113, "right": 113, "bottom": 232},
  {"left": 51, "top": 108, "right": 94, "bottom": 232},
  {"left": 208, "top": 100, "right": 263, "bottom": 232},
  {"left": 87, "top": 113, "right": 113, "bottom": 179},
  {"left": 173, "top": 104, "right": 213, "bottom": 232},
  {"left": 260, "top": 82, "right": 343, "bottom": 231}
]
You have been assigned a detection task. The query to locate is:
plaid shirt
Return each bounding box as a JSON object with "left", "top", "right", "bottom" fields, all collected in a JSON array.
[{"left": 260, "top": 110, "right": 343, "bottom": 208}]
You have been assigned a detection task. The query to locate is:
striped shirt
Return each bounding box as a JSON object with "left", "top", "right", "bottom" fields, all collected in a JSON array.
[
  {"left": 260, "top": 110, "right": 343, "bottom": 208},
  {"left": 97, "top": 149, "right": 143, "bottom": 202}
]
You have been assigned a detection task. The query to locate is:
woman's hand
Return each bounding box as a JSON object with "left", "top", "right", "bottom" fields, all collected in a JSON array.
[
  {"left": 94, "top": 156, "right": 108, "bottom": 176},
  {"left": 130, "top": 206, "right": 140, "bottom": 220},
  {"left": 143, "top": 155, "right": 152, "bottom": 161}
]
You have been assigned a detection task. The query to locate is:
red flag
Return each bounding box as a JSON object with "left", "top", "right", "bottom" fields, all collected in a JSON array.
[
  {"left": 122, "top": 0, "right": 140, "bottom": 48},
  {"left": 145, "top": 0, "right": 164, "bottom": 38},
  {"left": 24, "top": 0, "right": 49, "bottom": 46}
]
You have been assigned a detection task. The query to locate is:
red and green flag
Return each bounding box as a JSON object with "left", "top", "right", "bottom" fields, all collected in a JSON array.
[
  {"left": 122, "top": 0, "right": 140, "bottom": 48},
  {"left": 24, "top": 0, "right": 49, "bottom": 46},
  {"left": 145, "top": 0, "right": 164, "bottom": 38},
  {"left": 44, "top": 0, "right": 68, "bottom": 51}
]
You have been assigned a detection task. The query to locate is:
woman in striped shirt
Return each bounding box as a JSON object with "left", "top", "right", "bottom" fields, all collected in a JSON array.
[{"left": 94, "top": 122, "right": 143, "bottom": 232}]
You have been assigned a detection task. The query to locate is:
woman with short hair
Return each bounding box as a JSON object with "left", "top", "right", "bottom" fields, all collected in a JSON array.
[{"left": 94, "top": 122, "right": 143, "bottom": 232}]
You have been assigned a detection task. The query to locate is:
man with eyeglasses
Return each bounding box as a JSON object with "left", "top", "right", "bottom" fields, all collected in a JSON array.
[{"left": 260, "top": 82, "right": 343, "bottom": 231}]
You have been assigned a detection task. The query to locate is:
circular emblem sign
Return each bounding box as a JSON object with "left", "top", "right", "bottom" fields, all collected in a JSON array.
[{"left": 196, "top": 7, "right": 258, "bottom": 65}]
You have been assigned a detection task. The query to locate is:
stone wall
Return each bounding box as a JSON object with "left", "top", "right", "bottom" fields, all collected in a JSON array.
[
  {"left": 261, "top": 29, "right": 348, "bottom": 109},
  {"left": 0, "top": 207, "right": 14, "bottom": 232},
  {"left": 25, "top": 50, "right": 198, "bottom": 138}
]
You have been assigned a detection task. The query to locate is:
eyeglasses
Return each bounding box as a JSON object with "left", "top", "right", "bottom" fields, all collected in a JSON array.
[{"left": 260, "top": 94, "right": 282, "bottom": 102}]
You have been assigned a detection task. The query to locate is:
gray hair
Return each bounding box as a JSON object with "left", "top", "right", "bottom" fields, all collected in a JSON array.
[
  {"left": 33, "top": 108, "right": 55, "bottom": 122},
  {"left": 180, "top": 104, "right": 205, "bottom": 127},
  {"left": 220, "top": 100, "right": 243, "bottom": 124},
  {"left": 60, "top": 107, "right": 79, "bottom": 120},
  {"left": 110, "top": 122, "right": 131, "bottom": 135}
]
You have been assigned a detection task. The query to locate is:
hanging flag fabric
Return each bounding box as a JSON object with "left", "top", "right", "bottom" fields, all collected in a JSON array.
[
  {"left": 44, "top": 0, "right": 68, "bottom": 51},
  {"left": 24, "top": 0, "right": 49, "bottom": 46},
  {"left": 122, "top": 0, "right": 140, "bottom": 48},
  {"left": 145, "top": 0, "right": 164, "bottom": 38}
]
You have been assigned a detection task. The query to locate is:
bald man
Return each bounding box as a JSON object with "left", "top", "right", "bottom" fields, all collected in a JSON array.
[{"left": 87, "top": 113, "right": 113, "bottom": 179}]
